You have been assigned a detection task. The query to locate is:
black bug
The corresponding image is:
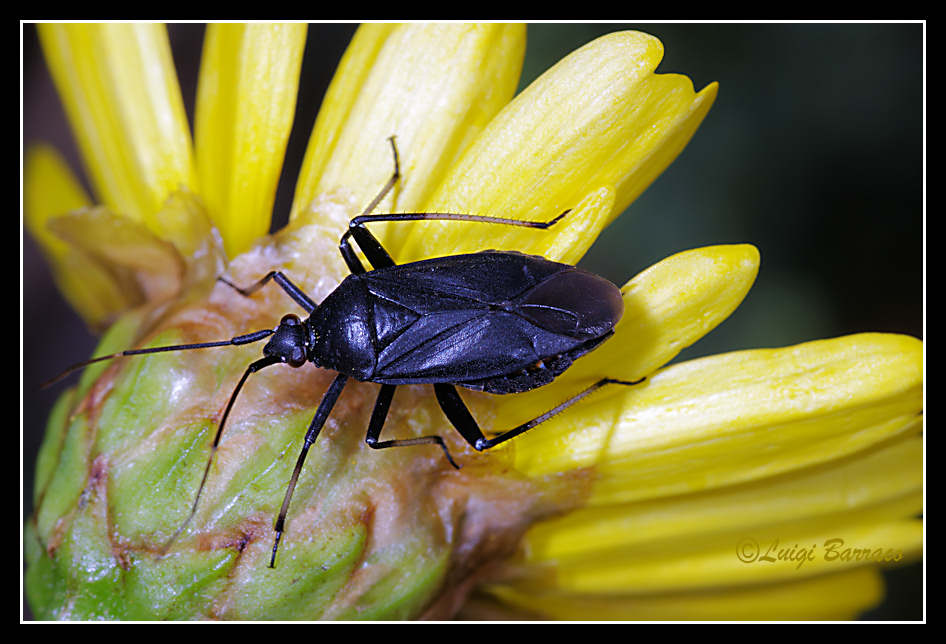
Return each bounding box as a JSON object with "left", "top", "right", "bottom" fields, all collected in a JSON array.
[{"left": 47, "top": 137, "right": 644, "bottom": 567}]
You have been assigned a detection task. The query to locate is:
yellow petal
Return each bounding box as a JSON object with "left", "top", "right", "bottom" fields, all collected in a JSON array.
[
  {"left": 485, "top": 566, "right": 885, "bottom": 621},
  {"left": 522, "top": 434, "right": 922, "bottom": 566},
  {"left": 289, "top": 23, "right": 526, "bottom": 255},
  {"left": 47, "top": 206, "right": 184, "bottom": 304},
  {"left": 521, "top": 518, "right": 921, "bottom": 595},
  {"left": 510, "top": 333, "right": 922, "bottom": 488},
  {"left": 494, "top": 244, "right": 759, "bottom": 432},
  {"left": 32, "top": 252, "right": 138, "bottom": 331},
  {"left": 24, "top": 144, "right": 92, "bottom": 261},
  {"left": 288, "top": 23, "right": 394, "bottom": 227},
  {"left": 37, "top": 23, "right": 196, "bottom": 240},
  {"left": 195, "top": 23, "right": 306, "bottom": 258},
  {"left": 25, "top": 145, "right": 137, "bottom": 327},
  {"left": 539, "top": 186, "right": 615, "bottom": 266},
  {"left": 398, "top": 30, "right": 717, "bottom": 262}
]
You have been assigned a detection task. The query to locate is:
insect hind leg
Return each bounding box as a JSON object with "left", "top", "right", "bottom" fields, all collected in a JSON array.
[{"left": 435, "top": 378, "right": 645, "bottom": 452}]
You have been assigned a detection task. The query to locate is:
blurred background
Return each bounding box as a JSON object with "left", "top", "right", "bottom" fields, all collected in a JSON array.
[{"left": 22, "top": 23, "right": 924, "bottom": 620}]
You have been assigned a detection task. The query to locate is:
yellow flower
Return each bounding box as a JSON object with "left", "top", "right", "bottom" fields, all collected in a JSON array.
[{"left": 25, "top": 23, "right": 922, "bottom": 621}]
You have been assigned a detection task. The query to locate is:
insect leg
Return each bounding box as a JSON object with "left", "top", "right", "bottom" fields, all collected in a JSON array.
[
  {"left": 270, "top": 372, "right": 349, "bottom": 568},
  {"left": 341, "top": 208, "right": 571, "bottom": 274},
  {"left": 163, "top": 355, "right": 280, "bottom": 554},
  {"left": 364, "top": 384, "right": 460, "bottom": 469},
  {"left": 435, "top": 378, "right": 645, "bottom": 451},
  {"left": 350, "top": 209, "right": 571, "bottom": 232},
  {"left": 360, "top": 135, "right": 401, "bottom": 219},
  {"left": 218, "top": 270, "right": 316, "bottom": 314},
  {"left": 338, "top": 136, "right": 402, "bottom": 274},
  {"left": 339, "top": 134, "right": 570, "bottom": 273},
  {"left": 338, "top": 231, "right": 375, "bottom": 274}
]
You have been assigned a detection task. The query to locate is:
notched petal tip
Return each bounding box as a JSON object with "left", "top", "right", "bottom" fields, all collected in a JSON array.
[{"left": 399, "top": 29, "right": 719, "bottom": 264}]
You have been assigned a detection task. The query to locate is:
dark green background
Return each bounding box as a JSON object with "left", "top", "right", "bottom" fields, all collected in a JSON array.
[{"left": 23, "top": 23, "right": 924, "bottom": 620}]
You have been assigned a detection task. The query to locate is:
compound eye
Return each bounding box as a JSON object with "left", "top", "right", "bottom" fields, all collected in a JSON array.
[{"left": 281, "top": 313, "right": 301, "bottom": 326}]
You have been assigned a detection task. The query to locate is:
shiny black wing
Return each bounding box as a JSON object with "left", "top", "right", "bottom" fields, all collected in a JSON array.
[{"left": 362, "top": 251, "right": 623, "bottom": 385}]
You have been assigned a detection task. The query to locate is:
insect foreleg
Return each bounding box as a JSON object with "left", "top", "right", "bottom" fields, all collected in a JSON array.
[
  {"left": 270, "top": 372, "right": 349, "bottom": 568},
  {"left": 163, "top": 355, "right": 281, "bottom": 555},
  {"left": 218, "top": 271, "right": 317, "bottom": 314}
]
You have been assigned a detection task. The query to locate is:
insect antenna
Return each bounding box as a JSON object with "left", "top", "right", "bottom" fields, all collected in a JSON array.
[
  {"left": 40, "top": 326, "right": 285, "bottom": 556},
  {"left": 40, "top": 328, "right": 276, "bottom": 388}
]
